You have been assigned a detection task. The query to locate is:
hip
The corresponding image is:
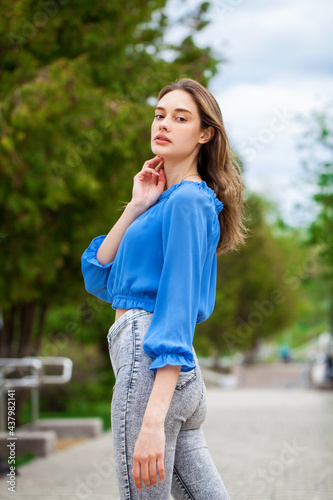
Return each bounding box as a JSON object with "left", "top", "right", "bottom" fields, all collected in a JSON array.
[{"left": 106, "top": 308, "right": 203, "bottom": 395}]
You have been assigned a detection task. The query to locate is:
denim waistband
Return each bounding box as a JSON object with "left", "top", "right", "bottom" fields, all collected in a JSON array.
[{"left": 107, "top": 308, "right": 152, "bottom": 342}]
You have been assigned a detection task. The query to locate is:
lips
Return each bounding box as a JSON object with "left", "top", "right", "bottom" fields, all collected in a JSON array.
[{"left": 155, "top": 134, "right": 171, "bottom": 143}]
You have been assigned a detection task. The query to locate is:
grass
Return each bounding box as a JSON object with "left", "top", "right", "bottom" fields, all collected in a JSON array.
[
  {"left": 15, "top": 452, "right": 35, "bottom": 467},
  {"left": 20, "top": 398, "right": 112, "bottom": 431}
]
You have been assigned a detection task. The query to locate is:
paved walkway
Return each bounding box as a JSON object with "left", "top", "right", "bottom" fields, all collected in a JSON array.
[{"left": 1, "top": 388, "right": 332, "bottom": 500}]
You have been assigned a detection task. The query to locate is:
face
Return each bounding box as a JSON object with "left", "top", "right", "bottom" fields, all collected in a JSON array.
[{"left": 151, "top": 89, "right": 210, "bottom": 161}]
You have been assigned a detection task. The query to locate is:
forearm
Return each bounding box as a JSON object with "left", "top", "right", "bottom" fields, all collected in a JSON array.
[
  {"left": 142, "top": 365, "right": 181, "bottom": 428},
  {"left": 96, "top": 201, "right": 147, "bottom": 265}
]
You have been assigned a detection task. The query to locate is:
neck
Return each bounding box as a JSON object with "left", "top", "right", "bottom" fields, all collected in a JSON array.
[{"left": 163, "top": 156, "right": 201, "bottom": 191}]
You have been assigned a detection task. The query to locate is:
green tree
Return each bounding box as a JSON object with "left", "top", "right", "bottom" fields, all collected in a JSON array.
[
  {"left": 297, "top": 104, "right": 333, "bottom": 333},
  {"left": 196, "top": 194, "right": 297, "bottom": 364},
  {"left": 0, "top": 0, "right": 218, "bottom": 361}
]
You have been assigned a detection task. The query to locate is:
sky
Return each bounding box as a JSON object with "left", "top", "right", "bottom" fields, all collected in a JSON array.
[{"left": 165, "top": 0, "right": 333, "bottom": 226}]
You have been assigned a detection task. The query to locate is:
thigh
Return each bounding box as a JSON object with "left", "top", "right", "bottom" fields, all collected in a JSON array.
[{"left": 171, "top": 427, "right": 231, "bottom": 500}]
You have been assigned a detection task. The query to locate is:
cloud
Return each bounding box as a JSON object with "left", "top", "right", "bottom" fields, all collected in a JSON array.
[
  {"left": 208, "top": 0, "right": 333, "bottom": 83},
  {"left": 201, "top": 0, "right": 333, "bottom": 225},
  {"left": 163, "top": 0, "right": 332, "bottom": 225}
]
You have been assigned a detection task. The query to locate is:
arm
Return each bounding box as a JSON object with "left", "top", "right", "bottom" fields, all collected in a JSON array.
[
  {"left": 96, "top": 200, "right": 146, "bottom": 265},
  {"left": 132, "top": 187, "right": 214, "bottom": 491},
  {"left": 97, "top": 156, "right": 165, "bottom": 265},
  {"left": 142, "top": 186, "right": 210, "bottom": 372},
  {"left": 132, "top": 365, "right": 181, "bottom": 492},
  {"left": 81, "top": 157, "right": 165, "bottom": 299}
]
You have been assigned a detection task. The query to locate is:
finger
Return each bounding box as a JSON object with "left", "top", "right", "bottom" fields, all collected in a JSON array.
[
  {"left": 157, "top": 170, "right": 166, "bottom": 187},
  {"left": 143, "top": 166, "right": 160, "bottom": 177},
  {"left": 141, "top": 458, "right": 152, "bottom": 488},
  {"left": 157, "top": 164, "right": 165, "bottom": 176},
  {"left": 144, "top": 156, "right": 164, "bottom": 168},
  {"left": 157, "top": 453, "right": 165, "bottom": 483},
  {"left": 155, "top": 160, "right": 164, "bottom": 172},
  {"left": 149, "top": 155, "right": 164, "bottom": 163},
  {"left": 132, "top": 458, "right": 142, "bottom": 492},
  {"left": 148, "top": 458, "right": 158, "bottom": 486}
]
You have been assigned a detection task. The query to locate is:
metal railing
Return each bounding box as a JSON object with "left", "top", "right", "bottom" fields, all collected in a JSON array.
[{"left": 0, "top": 357, "right": 73, "bottom": 432}]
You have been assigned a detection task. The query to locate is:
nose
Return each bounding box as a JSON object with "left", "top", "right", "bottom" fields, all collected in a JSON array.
[{"left": 158, "top": 116, "right": 170, "bottom": 131}]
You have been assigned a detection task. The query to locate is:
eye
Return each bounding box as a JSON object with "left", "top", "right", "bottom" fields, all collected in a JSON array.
[
  {"left": 154, "top": 114, "right": 164, "bottom": 120},
  {"left": 176, "top": 116, "right": 187, "bottom": 122}
]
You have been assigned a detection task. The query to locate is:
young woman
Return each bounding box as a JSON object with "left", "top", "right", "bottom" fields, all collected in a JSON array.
[{"left": 81, "top": 78, "right": 246, "bottom": 499}]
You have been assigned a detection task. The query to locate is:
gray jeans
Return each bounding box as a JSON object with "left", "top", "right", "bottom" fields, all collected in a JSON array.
[{"left": 107, "top": 308, "right": 231, "bottom": 500}]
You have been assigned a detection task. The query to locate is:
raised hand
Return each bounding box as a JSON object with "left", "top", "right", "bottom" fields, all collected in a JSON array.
[{"left": 131, "top": 156, "right": 166, "bottom": 210}]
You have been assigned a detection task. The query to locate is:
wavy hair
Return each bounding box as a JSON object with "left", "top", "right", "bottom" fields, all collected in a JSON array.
[{"left": 158, "top": 78, "right": 247, "bottom": 255}]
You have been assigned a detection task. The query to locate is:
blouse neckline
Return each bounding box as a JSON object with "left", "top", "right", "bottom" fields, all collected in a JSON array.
[{"left": 158, "top": 179, "right": 223, "bottom": 214}]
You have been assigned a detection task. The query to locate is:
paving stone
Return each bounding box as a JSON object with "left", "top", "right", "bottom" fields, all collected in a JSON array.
[
  {"left": 208, "top": 389, "right": 333, "bottom": 500},
  {"left": 0, "top": 388, "right": 332, "bottom": 499}
]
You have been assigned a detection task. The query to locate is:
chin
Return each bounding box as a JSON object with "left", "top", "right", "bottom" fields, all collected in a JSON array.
[{"left": 151, "top": 144, "right": 165, "bottom": 156}]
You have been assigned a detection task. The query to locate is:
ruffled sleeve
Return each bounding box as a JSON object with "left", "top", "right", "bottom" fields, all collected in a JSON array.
[
  {"left": 213, "top": 196, "right": 223, "bottom": 215},
  {"left": 142, "top": 186, "right": 212, "bottom": 372},
  {"left": 81, "top": 235, "right": 113, "bottom": 303}
]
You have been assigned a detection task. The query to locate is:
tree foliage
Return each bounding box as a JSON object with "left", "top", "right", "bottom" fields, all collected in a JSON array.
[
  {"left": 0, "top": 0, "right": 218, "bottom": 358},
  {"left": 195, "top": 194, "right": 298, "bottom": 361},
  {"left": 297, "top": 104, "right": 333, "bottom": 333},
  {"left": 0, "top": 0, "right": 306, "bottom": 375}
]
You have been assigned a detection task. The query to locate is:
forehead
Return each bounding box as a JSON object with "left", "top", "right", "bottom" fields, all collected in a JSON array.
[{"left": 157, "top": 89, "right": 198, "bottom": 113}]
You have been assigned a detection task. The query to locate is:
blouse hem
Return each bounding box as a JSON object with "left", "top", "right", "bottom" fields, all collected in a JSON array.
[{"left": 111, "top": 294, "right": 155, "bottom": 312}]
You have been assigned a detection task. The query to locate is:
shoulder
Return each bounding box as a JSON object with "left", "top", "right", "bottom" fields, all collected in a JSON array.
[
  {"left": 162, "top": 182, "right": 221, "bottom": 244},
  {"left": 166, "top": 181, "right": 218, "bottom": 219}
]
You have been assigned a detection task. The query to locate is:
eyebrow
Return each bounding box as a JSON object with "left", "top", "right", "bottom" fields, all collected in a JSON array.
[{"left": 155, "top": 106, "right": 192, "bottom": 115}]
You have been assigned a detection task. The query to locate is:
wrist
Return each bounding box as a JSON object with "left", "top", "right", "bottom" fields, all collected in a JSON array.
[
  {"left": 126, "top": 199, "right": 149, "bottom": 215},
  {"left": 142, "top": 410, "right": 165, "bottom": 429},
  {"left": 142, "top": 417, "right": 165, "bottom": 431}
]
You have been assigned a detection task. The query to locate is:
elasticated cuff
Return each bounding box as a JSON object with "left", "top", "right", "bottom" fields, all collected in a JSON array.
[
  {"left": 83, "top": 235, "right": 113, "bottom": 268},
  {"left": 148, "top": 353, "right": 196, "bottom": 373}
]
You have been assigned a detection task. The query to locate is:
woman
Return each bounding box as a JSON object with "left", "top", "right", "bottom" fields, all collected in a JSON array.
[{"left": 81, "top": 78, "right": 246, "bottom": 499}]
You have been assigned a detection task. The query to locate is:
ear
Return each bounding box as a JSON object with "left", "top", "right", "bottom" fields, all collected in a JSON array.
[{"left": 199, "top": 126, "right": 214, "bottom": 144}]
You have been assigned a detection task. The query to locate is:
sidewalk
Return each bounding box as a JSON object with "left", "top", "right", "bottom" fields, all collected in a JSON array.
[{"left": 1, "top": 388, "right": 332, "bottom": 500}]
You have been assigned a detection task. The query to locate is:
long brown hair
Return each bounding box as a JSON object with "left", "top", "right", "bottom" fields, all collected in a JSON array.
[{"left": 158, "top": 78, "right": 247, "bottom": 255}]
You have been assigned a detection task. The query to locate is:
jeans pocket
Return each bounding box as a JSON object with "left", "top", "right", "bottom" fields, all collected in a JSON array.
[
  {"left": 175, "top": 367, "right": 197, "bottom": 390},
  {"left": 108, "top": 323, "right": 134, "bottom": 377}
]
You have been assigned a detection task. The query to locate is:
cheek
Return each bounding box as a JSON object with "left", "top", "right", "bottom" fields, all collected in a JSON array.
[
  {"left": 178, "top": 128, "right": 200, "bottom": 147},
  {"left": 151, "top": 121, "right": 157, "bottom": 137}
]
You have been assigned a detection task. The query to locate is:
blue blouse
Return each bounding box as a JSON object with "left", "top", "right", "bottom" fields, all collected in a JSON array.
[{"left": 81, "top": 180, "right": 223, "bottom": 372}]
